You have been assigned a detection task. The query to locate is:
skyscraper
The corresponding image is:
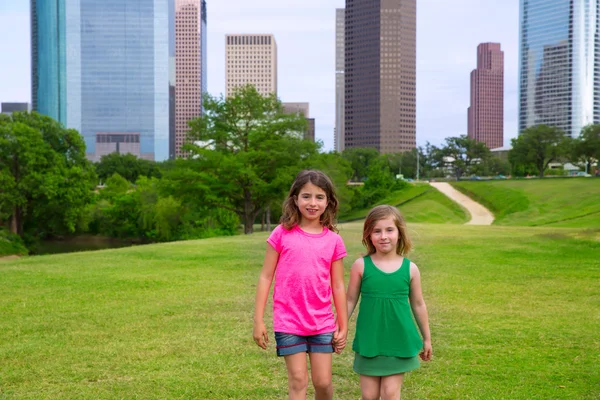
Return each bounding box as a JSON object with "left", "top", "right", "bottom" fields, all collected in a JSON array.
[
  {"left": 468, "top": 43, "right": 504, "bottom": 149},
  {"left": 344, "top": 0, "right": 416, "bottom": 153},
  {"left": 225, "top": 34, "right": 277, "bottom": 97},
  {"left": 335, "top": 8, "right": 345, "bottom": 152},
  {"left": 31, "top": 0, "right": 171, "bottom": 161},
  {"left": 519, "top": 0, "right": 600, "bottom": 138},
  {"left": 173, "top": 0, "right": 207, "bottom": 158}
]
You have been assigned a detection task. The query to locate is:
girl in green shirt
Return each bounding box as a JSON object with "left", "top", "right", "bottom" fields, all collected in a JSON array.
[{"left": 347, "top": 205, "right": 432, "bottom": 399}]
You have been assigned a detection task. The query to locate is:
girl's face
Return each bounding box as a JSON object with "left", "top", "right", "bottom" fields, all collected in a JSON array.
[
  {"left": 370, "top": 216, "right": 399, "bottom": 255},
  {"left": 294, "top": 182, "right": 328, "bottom": 224}
]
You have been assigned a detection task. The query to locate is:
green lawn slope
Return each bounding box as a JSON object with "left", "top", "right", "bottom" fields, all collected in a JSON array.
[
  {"left": 452, "top": 178, "right": 600, "bottom": 227},
  {"left": 341, "top": 183, "right": 468, "bottom": 224},
  {"left": 1, "top": 223, "right": 598, "bottom": 399}
]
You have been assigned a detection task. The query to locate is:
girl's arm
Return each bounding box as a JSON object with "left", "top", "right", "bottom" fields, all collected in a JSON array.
[
  {"left": 409, "top": 262, "right": 432, "bottom": 361},
  {"left": 331, "top": 258, "right": 348, "bottom": 353},
  {"left": 253, "top": 243, "right": 279, "bottom": 350},
  {"left": 346, "top": 258, "right": 364, "bottom": 318}
]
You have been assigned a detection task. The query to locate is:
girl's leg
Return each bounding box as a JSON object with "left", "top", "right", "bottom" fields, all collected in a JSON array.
[
  {"left": 284, "top": 353, "right": 309, "bottom": 400},
  {"left": 360, "top": 375, "right": 381, "bottom": 400},
  {"left": 307, "top": 352, "right": 333, "bottom": 400},
  {"left": 380, "top": 373, "right": 404, "bottom": 400}
]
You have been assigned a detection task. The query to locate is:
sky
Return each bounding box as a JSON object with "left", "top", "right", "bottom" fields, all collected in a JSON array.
[{"left": 0, "top": 0, "right": 519, "bottom": 151}]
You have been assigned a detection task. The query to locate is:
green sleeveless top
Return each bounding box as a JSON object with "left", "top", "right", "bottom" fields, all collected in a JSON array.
[{"left": 352, "top": 256, "right": 423, "bottom": 358}]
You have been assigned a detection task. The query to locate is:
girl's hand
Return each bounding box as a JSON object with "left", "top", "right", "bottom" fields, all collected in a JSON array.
[
  {"left": 253, "top": 321, "right": 269, "bottom": 350},
  {"left": 419, "top": 339, "right": 432, "bottom": 361},
  {"left": 333, "top": 327, "right": 347, "bottom": 354}
]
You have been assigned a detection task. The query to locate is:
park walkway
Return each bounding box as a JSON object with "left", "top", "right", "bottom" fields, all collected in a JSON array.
[{"left": 429, "top": 182, "right": 495, "bottom": 225}]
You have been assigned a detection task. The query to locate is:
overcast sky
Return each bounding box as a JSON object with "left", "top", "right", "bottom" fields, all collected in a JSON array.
[{"left": 0, "top": 0, "right": 519, "bottom": 150}]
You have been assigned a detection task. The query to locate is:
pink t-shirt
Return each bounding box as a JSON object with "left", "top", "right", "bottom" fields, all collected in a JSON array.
[{"left": 267, "top": 224, "right": 347, "bottom": 336}]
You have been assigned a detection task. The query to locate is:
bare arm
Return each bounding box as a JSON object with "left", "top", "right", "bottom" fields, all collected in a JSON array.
[
  {"left": 346, "top": 258, "right": 364, "bottom": 319},
  {"left": 409, "top": 262, "right": 432, "bottom": 361},
  {"left": 331, "top": 258, "right": 348, "bottom": 353},
  {"left": 252, "top": 243, "right": 279, "bottom": 350}
]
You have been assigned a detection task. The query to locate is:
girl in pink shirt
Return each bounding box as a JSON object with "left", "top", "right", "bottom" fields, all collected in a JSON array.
[{"left": 253, "top": 170, "right": 348, "bottom": 400}]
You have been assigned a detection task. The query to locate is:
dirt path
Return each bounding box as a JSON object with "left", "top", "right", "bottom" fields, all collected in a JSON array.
[{"left": 429, "top": 182, "right": 495, "bottom": 225}]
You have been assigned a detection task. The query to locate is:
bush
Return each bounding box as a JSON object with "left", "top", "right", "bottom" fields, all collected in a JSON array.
[{"left": 0, "top": 228, "right": 29, "bottom": 256}]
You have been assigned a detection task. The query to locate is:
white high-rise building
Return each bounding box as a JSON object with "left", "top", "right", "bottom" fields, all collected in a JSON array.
[{"left": 225, "top": 34, "right": 277, "bottom": 97}]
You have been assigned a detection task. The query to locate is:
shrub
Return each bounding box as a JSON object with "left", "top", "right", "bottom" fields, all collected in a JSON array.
[{"left": 0, "top": 228, "right": 28, "bottom": 256}]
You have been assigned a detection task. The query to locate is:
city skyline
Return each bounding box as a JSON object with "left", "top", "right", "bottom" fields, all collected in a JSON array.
[{"left": 0, "top": 0, "right": 520, "bottom": 151}]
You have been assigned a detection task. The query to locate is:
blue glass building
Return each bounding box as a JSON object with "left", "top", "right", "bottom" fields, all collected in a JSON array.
[
  {"left": 31, "top": 0, "right": 170, "bottom": 161},
  {"left": 519, "top": 0, "right": 600, "bottom": 138}
]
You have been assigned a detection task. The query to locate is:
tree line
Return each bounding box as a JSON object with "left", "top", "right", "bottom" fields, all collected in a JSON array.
[{"left": 2, "top": 85, "right": 599, "bottom": 254}]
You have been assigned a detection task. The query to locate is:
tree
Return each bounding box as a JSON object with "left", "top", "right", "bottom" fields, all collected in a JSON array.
[
  {"left": 95, "top": 152, "right": 162, "bottom": 183},
  {"left": 472, "top": 156, "right": 511, "bottom": 177},
  {"left": 438, "top": 135, "right": 491, "bottom": 180},
  {"left": 573, "top": 124, "right": 600, "bottom": 172},
  {"left": 341, "top": 147, "right": 380, "bottom": 181},
  {"left": 0, "top": 112, "right": 97, "bottom": 238},
  {"left": 509, "top": 125, "right": 569, "bottom": 178},
  {"left": 185, "top": 85, "right": 318, "bottom": 234}
]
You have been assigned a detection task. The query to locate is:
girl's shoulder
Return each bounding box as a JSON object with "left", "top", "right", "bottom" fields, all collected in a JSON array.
[
  {"left": 350, "top": 256, "right": 365, "bottom": 276},
  {"left": 409, "top": 260, "right": 420, "bottom": 279}
]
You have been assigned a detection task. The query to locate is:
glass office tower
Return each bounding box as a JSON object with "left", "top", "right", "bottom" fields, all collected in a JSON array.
[
  {"left": 519, "top": 0, "right": 600, "bottom": 138},
  {"left": 32, "top": 0, "right": 170, "bottom": 161}
]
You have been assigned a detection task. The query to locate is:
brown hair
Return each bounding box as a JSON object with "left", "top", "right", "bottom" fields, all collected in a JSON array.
[
  {"left": 362, "top": 205, "right": 412, "bottom": 255},
  {"left": 280, "top": 170, "right": 339, "bottom": 232}
]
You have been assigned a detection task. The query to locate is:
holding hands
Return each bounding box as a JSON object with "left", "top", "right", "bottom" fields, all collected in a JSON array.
[{"left": 332, "top": 326, "right": 347, "bottom": 354}]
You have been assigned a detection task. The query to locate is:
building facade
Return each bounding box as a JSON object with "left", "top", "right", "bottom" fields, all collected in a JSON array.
[
  {"left": 1, "top": 103, "right": 31, "bottom": 115},
  {"left": 282, "top": 102, "right": 315, "bottom": 142},
  {"left": 31, "top": 0, "right": 171, "bottom": 161},
  {"left": 225, "top": 34, "right": 277, "bottom": 97},
  {"left": 468, "top": 43, "right": 504, "bottom": 149},
  {"left": 519, "top": 0, "right": 600, "bottom": 138},
  {"left": 344, "top": 0, "right": 416, "bottom": 153},
  {"left": 335, "top": 8, "right": 345, "bottom": 152},
  {"left": 172, "top": 0, "right": 207, "bottom": 159}
]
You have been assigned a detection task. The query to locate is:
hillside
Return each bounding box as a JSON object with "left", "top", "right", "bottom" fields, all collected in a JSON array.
[
  {"left": 452, "top": 178, "right": 600, "bottom": 227},
  {"left": 340, "top": 183, "right": 468, "bottom": 224}
]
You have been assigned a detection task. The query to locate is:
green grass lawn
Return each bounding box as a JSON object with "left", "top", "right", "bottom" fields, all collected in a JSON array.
[
  {"left": 341, "top": 183, "right": 468, "bottom": 224},
  {"left": 1, "top": 223, "right": 599, "bottom": 399},
  {"left": 452, "top": 178, "right": 600, "bottom": 227}
]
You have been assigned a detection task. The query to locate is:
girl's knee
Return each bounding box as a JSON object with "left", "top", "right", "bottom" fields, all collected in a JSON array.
[
  {"left": 312, "top": 378, "right": 332, "bottom": 395},
  {"left": 362, "top": 393, "right": 380, "bottom": 400},
  {"left": 288, "top": 371, "right": 309, "bottom": 392},
  {"left": 380, "top": 383, "right": 401, "bottom": 400}
]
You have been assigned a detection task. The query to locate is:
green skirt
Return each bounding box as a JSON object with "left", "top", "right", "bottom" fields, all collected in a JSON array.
[{"left": 353, "top": 353, "right": 420, "bottom": 376}]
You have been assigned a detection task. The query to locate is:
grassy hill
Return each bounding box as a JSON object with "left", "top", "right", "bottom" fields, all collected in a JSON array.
[
  {"left": 452, "top": 178, "right": 600, "bottom": 227},
  {"left": 1, "top": 223, "right": 598, "bottom": 399},
  {"left": 340, "top": 183, "right": 468, "bottom": 224}
]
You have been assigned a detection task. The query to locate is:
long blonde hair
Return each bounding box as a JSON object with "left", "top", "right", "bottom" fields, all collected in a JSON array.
[
  {"left": 280, "top": 170, "right": 339, "bottom": 232},
  {"left": 362, "top": 205, "right": 412, "bottom": 255}
]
